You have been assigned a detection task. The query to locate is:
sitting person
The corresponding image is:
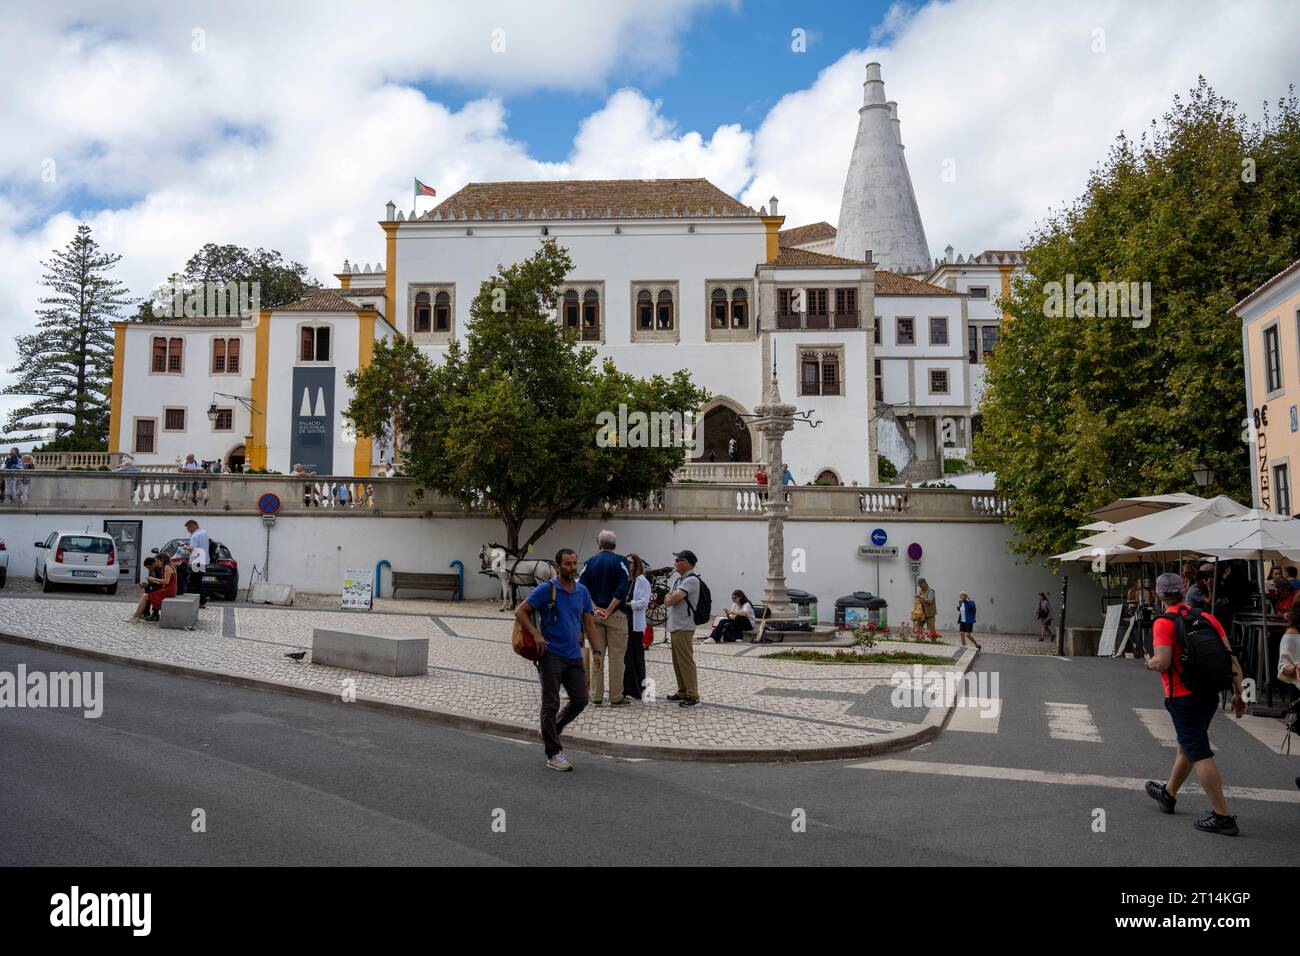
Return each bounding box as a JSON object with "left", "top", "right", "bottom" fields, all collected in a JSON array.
[
  {"left": 708, "top": 590, "right": 756, "bottom": 643},
  {"left": 130, "top": 553, "right": 177, "bottom": 622},
  {"left": 1276, "top": 580, "right": 1297, "bottom": 617}
]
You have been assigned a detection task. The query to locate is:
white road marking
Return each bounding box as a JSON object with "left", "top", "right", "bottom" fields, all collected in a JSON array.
[
  {"left": 1134, "top": 708, "right": 1179, "bottom": 748},
  {"left": 1228, "top": 715, "right": 1300, "bottom": 758},
  {"left": 1045, "top": 701, "right": 1102, "bottom": 742},
  {"left": 946, "top": 696, "right": 1001, "bottom": 734},
  {"left": 847, "top": 759, "right": 1300, "bottom": 804}
]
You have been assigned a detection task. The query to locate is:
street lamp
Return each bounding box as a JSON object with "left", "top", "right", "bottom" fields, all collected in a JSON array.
[
  {"left": 207, "top": 392, "right": 257, "bottom": 424},
  {"left": 1193, "top": 458, "right": 1214, "bottom": 489}
]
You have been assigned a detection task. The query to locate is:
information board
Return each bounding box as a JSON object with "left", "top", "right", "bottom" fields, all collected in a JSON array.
[{"left": 342, "top": 568, "right": 374, "bottom": 611}]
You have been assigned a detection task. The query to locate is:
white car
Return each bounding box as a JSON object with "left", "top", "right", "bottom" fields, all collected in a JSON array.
[
  {"left": 0, "top": 537, "right": 8, "bottom": 587},
  {"left": 34, "top": 531, "right": 119, "bottom": 595}
]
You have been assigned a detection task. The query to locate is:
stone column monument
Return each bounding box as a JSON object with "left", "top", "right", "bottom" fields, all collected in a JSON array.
[{"left": 752, "top": 371, "right": 797, "bottom": 619}]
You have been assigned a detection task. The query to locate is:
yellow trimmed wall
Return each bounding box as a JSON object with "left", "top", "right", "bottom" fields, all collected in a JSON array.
[
  {"left": 761, "top": 216, "right": 784, "bottom": 262},
  {"left": 353, "top": 310, "right": 376, "bottom": 476},
  {"left": 249, "top": 309, "right": 271, "bottom": 469},
  {"left": 108, "top": 323, "right": 126, "bottom": 452}
]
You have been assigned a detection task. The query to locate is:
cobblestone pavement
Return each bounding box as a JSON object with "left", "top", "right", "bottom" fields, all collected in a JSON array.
[{"left": 0, "top": 593, "right": 978, "bottom": 756}]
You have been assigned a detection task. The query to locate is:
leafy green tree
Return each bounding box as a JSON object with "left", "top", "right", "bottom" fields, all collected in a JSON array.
[
  {"left": 345, "top": 239, "right": 709, "bottom": 555},
  {"left": 2, "top": 224, "right": 133, "bottom": 448},
  {"left": 975, "top": 79, "right": 1300, "bottom": 560},
  {"left": 137, "top": 243, "right": 317, "bottom": 319}
]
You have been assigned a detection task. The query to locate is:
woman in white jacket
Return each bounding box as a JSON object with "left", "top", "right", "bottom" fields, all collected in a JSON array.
[{"left": 623, "top": 553, "right": 653, "bottom": 701}]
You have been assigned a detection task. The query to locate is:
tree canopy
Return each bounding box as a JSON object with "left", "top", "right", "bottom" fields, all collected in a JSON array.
[
  {"left": 137, "top": 243, "right": 317, "bottom": 319},
  {"left": 975, "top": 79, "right": 1300, "bottom": 561},
  {"left": 345, "top": 239, "right": 709, "bottom": 555},
  {"left": 3, "top": 223, "right": 133, "bottom": 448}
]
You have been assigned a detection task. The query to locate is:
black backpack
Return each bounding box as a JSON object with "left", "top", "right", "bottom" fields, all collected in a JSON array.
[
  {"left": 1162, "top": 609, "right": 1235, "bottom": 697},
  {"left": 682, "top": 573, "right": 712, "bottom": 625}
]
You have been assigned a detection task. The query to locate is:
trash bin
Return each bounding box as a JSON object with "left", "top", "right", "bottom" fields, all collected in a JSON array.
[
  {"left": 835, "top": 591, "right": 887, "bottom": 630},
  {"left": 787, "top": 588, "right": 818, "bottom": 623}
]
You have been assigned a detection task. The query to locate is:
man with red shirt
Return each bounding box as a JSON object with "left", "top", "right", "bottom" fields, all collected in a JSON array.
[{"left": 1144, "top": 572, "right": 1247, "bottom": 836}]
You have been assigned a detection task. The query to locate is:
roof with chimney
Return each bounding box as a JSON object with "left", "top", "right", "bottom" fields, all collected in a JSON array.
[
  {"left": 414, "top": 179, "right": 757, "bottom": 221},
  {"left": 833, "top": 63, "right": 931, "bottom": 273}
]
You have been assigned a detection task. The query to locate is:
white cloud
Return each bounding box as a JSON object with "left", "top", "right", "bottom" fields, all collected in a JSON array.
[{"left": 744, "top": 0, "right": 1300, "bottom": 259}]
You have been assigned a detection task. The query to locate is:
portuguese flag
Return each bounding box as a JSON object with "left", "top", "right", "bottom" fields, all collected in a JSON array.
[{"left": 415, "top": 178, "right": 437, "bottom": 197}]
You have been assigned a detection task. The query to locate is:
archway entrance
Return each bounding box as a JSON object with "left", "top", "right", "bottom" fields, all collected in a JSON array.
[
  {"left": 814, "top": 468, "right": 841, "bottom": 486},
  {"left": 694, "top": 402, "right": 752, "bottom": 462},
  {"left": 226, "top": 444, "right": 246, "bottom": 473}
]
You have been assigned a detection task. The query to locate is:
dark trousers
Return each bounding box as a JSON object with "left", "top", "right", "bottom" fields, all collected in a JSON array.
[
  {"left": 623, "top": 614, "right": 646, "bottom": 700},
  {"left": 175, "top": 563, "right": 189, "bottom": 596},
  {"left": 538, "top": 652, "right": 588, "bottom": 757}
]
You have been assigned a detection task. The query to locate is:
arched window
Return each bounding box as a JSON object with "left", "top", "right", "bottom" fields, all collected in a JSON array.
[
  {"left": 637, "top": 289, "right": 654, "bottom": 330},
  {"left": 656, "top": 289, "right": 674, "bottom": 330},
  {"left": 152, "top": 337, "right": 168, "bottom": 372},
  {"left": 226, "top": 337, "right": 240, "bottom": 373},
  {"left": 167, "top": 337, "right": 183, "bottom": 372},
  {"left": 562, "top": 290, "right": 580, "bottom": 330},
  {"left": 413, "top": 291, "right": 431, "bottom": 333},
  {"left": 434, "top": 291, "right": 451, "bottom": 331},
  {"left": 582, "top": 289, "right": 600, "bottom": 341},
  {"left": 730, "top": 286, "right": 748, "bottom": 328},
  {"left": 212, "top": 337, "right": 225, "bottom": 372},
  {"left": 710, "top": 288, "right": 728, "bottom": 328},
  {"left": 815, "top": 469, "right": 840, "bottom": 486}
]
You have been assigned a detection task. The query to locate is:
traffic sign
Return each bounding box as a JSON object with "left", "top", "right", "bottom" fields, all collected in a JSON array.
[
  {"left": 858, "top": 546, "right": 898, "bottom": 557},
  {"left": 909, "top": 560, "right": 921, "bottom": 575},
  {"left": 870, "top": 528, "right": 888, "bottom": 546},
  {"left": 258, "top": 492, "right": 281, "bottom": 515},
  {"left": 906, "top": 542, "right": 923, "bottom": 561}
]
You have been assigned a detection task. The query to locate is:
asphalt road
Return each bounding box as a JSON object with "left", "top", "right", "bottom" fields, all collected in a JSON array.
[{"left": 1, "top": 642, "right": 1296, "bottom": 866}]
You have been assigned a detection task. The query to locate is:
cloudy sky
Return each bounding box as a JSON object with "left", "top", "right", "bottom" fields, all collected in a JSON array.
[{"left": 2, "top": 0, "right": 1297, "bottom": 424}]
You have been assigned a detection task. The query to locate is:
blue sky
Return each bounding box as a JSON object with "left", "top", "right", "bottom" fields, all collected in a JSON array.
[{"left": 414, "top": 0, "right": 896, "bottom": 167}]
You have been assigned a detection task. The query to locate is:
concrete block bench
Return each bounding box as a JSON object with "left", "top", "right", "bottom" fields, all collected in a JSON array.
[
  {"left": 311, "top": 628, "right": 429, "bottom": 677},
  {"left": 160, "top": 594, "right": 200, "bottom": 630}
]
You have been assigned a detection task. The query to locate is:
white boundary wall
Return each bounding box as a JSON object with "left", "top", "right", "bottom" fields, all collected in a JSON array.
[{"left": 1, "top": 512, "right": 1096, "bottom": 635}]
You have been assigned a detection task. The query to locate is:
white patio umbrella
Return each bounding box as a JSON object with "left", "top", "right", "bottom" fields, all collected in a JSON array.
[
  {"left": 1099, "top": 495, "right": 1249, "bottom": 549},
  {"left": 1087, "top": 493, "right": 1207, "bottom": 524},
  {"left": 1051, "top": 543, "right": 1146, "bottom": 563}
]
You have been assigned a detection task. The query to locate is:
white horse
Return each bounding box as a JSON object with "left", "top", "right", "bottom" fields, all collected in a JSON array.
[{"left": 479, "top": 544, "right": 556, "bottom": 611}]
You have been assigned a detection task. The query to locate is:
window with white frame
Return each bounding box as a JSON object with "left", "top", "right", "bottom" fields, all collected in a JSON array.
[
  {"left": 163, "top": 407, "right": 186, "bottom": 431},
  {"left": 152, "top": 336, "right": 184, "bottom": 373},
  {"left": 299, "top": 324, "right": 332, "bottom": 363},
  {"left": 211, "top": 337, "right": 241, "bottom": 374},
  {"left": 1275, "top": 463, "right": 1292, "bottom": 516},
  {"left": 134, "top": 418, "right": 156, "bottom": 453},
  {"left": 212, "top": 407, "right": 234, "bottom": 431},
  {"left": 929, "top": 369, "right": 950, "bottom": 395},
  {"left": 1265, "top": 324, "right": 1283, "bottom": 393},
  {"left": 631, "top": 282, "right": 678, "bottom": 342},
  {"left": 896, "top": 317, "right": 915, "bottom": 345}
]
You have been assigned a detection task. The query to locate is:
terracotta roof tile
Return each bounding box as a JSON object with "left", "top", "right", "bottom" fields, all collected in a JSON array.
[
  {"left": 132, "top": 316, "right": 244, "bottom": 328},
  {"left": 778, "top": 221, "right": 837, "bottom": 246},
  {"left": 276, "top": 289, "right": 374, "bottom": 313},
  {"left": 1231, "top": 256, "right": 1300, "bottom": 315},
  {"left": 766, "top": 246, "right": 867, "bottom": 267},
  {"left": 874, "top": 270, "right": 963, "bottom": 296},
  {"left": 428, "top": 179, "right": 755, "bottom": 220}
]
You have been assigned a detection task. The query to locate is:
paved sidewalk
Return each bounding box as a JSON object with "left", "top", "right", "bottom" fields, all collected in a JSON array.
[{"left": 0, "top": 596, "right": 974, "bottom": 761}]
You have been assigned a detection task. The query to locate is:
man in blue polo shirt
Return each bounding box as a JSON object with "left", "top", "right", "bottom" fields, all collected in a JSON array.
[{"left": 516, "top": 548, "right": 597, "bottom": 771}]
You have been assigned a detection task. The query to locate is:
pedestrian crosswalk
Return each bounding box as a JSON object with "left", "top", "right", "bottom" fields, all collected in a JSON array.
[{"left": 942, "top": 698, "right": 1296, "bottom": 758}]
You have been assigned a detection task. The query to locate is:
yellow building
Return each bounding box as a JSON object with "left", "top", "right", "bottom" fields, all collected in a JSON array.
[{"left": 1235, "top": 257, "right": 1300, "bottom": 515}]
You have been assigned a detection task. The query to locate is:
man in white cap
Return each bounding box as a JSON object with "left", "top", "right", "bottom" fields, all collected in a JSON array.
[{"left": 1143, "top": 571, "right": 1246, "bottom": 836}]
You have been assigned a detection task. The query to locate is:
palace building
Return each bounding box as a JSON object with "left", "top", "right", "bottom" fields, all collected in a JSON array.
[{"left": 108, "top": 63, "right": 1013, "bottom": 484}]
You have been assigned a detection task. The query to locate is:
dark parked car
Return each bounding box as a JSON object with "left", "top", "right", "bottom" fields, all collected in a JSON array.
[{"left": 153, "top": 538, "right": 240, "bottom": 601}]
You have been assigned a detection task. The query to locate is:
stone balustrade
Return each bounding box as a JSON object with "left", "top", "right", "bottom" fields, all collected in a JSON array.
[{"left": 1, "top": 471, "right": 1009, "bottom": 522}]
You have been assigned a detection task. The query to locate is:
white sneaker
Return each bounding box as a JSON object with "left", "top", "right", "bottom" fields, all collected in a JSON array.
[{"left": 546, "top": 752, "right": 574, "bottom": 771}]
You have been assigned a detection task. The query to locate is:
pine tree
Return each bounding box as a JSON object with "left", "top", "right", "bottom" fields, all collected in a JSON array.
[{"left": 2, "top": 224, "right": 134, "bottom": 448}]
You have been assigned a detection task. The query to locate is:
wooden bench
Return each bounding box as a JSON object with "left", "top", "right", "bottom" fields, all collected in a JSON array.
[{"left": 391, "top": 568, "right": 463, "bottom": 600}]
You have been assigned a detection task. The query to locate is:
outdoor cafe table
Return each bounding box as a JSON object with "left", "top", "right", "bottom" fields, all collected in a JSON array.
[{"left": 1230, "top": 613, "right": 1286, "bottom": 707}]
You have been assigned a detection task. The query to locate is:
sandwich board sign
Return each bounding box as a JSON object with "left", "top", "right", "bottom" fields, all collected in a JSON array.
[{"left": 342, "top": 568, "right": 373, "bottom": 611}]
